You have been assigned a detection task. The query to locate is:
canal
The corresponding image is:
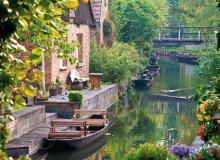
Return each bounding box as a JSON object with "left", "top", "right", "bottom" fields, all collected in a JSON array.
[{"left": 45, "top": 55, "right": 199, "bottom": 160}]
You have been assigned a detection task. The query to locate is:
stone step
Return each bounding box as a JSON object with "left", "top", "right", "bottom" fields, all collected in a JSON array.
[{"left": 46, "top": 113, "right": 58, "bottom": 124}]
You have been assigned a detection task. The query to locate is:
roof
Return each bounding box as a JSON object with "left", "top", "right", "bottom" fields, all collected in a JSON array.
[
  {"left": 62, "top": 0, "right": 95, "bottom": 26},
  {"left": 90, "top": 0, "right": 102, "bottom": 23}
]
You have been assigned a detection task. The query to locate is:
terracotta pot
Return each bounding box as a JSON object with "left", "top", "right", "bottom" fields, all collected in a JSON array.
[{"left": 49, "top": 88, "right": 58, "bottom": 96}]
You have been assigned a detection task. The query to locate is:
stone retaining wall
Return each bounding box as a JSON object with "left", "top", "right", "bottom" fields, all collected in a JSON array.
[
  {"left": 82, "top": 84, "right": 118, "bottom": 110},
  {"left": 6, "top": 105, "right": 45, "bottom": 141}
]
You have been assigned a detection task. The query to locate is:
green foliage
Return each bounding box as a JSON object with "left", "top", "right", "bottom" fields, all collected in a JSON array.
[
  {"left": 55, "top": 77, "right": 63, "bottom": 88},
  {"left": 0, "top": 0, "right": 81, "bottom": 155},
  {"left": 0, "top": 150, "right": 8, "bottom": 160},
  {"left": 16, "top": 155, "right": 32, "bottom": 160},
  {"left": 90, "top": 41, "right": 143, "bottom": 84},
  {"left": 68, "top": 91, "right": 83, "bottom": 105},
  {"left": 126, "top": 143, "right": 177, "bottom": 160},
  {"left": 179, "top": 0, "right": 220, "bottom": 27},
  {"left": 194, "top": 45, "right": 220, "bottom": 83},
  {"left": 110, "top": 0, "right": 168, "bottom": 50}
]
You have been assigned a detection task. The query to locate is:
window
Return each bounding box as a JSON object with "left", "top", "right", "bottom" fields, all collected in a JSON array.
[
  {"left": 77, "top": 34, "right": 83, "bottom": 64},
  {"left": 60, "top": 59, "right": 68, "bottom": 70}
]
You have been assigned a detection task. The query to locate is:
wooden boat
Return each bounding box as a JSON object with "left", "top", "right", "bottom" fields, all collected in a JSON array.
[
  {"left": 45, "top": 109, "right": 108, "bottom": 149},
  {"left": 45, "top": 118, "right": 109, "bottom": 149},
  {"left": 133, "top": 75, "right": 153, "bottom": 86}
]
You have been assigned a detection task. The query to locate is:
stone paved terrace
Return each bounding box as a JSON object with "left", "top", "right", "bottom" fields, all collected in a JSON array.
[
  {"left": 44, "top": 84, "right": 118, "bottom": 109},
  {"left": 6, "top": 84, "right": 118, "bottom": 157}
]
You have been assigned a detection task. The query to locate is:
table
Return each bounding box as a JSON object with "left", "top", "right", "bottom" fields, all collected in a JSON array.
[{"left": 89, "top": 73, "right": 103, "bottom": 90}]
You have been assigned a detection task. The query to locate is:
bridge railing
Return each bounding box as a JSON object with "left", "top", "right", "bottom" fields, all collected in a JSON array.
[{"left": 158, "top": 26, "right": 218, "bottom": 41}]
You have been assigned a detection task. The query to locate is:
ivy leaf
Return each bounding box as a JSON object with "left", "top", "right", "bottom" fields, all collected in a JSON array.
[
  {"left": 14, "top": 95, "right": 26, "bottom": 110},
  {"left": 34, "top": 70, "right": 44, "bottom": 79},
  {"left": 19, "top": 19, "right": 29, "bottom": 29},
  {"left": 31, "top": 47, "right": 43, "bottom": 56},
  {"left": 30, "top": 47, "right": 43, "bottom": 63},
  {"left": 24, "top": 85, "right": 36, "bottom": 96},
  {"left": 17, "top": 71, "right": 26, "bottom": 80}
]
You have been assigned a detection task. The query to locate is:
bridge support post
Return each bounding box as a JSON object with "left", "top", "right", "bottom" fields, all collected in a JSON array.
[{"left": 178, "top": 29, "right": 181, "bottom": 40}]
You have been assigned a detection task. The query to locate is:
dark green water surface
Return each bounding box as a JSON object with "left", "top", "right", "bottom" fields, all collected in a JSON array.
[{"left": 46, "top": 56, "right": 199, "bottom": 160}]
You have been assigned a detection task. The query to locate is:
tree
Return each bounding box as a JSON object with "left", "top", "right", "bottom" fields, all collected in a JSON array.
[
  {"left": 90, "top": 41, "right": 143, "bottom": 84},
  {"left": 110, "top": 0, "right": 168, "bottom": 50},
  {"left": 194, "top": 45, "right": 220, "bottom": 83}
]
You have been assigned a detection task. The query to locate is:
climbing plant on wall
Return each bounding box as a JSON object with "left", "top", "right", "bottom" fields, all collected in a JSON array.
[{"left": 0, "top": 0, "right": 88, "bottom": 157}]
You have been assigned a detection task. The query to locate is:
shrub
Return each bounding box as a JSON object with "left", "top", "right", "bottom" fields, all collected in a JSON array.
[
  {"left": 126, "top": 143, "right": 177, "bottom": 160},
  {"left": 194, "top": 45, "right": 220, "bottom": 83},
  {"left": 68, "top": 91, "right": 83, "bottom": 105},
  {"left": 90, "top": 41, "right": 143, "bottom": 84}
]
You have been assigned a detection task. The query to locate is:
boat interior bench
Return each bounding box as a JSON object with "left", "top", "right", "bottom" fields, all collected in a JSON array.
[
  {"left": 73, "top": 109, "right": 107, "bottom": 127},
  {"left": 48, "top": 120, "right": 87, "bottom": 138}
]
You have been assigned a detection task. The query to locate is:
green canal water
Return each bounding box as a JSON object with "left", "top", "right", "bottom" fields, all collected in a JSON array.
[{"left": 45, "top": 55, "right": 200, "bottom": 160}]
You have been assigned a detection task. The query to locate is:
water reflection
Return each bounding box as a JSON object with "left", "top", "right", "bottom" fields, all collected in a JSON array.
[
  {"left": 87, "top": 55, "right": 199, "bottom": 159},
  {"left": 45, "top": 136, "right": 107, "bottom": 160},
  {"left": 41, "top": 56, "right": 199, "bottom": 160}
]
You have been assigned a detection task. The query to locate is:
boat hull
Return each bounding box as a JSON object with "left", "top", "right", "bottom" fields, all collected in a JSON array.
[{"left": 44, "top": 120, "right": 109, "bottom": 149}]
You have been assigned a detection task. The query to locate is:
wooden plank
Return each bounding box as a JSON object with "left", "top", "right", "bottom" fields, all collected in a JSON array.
[
  {"left": 74, "top": 119, "right": 106, "bottom": 126},
  {"left": 74, "top": 109, "right": 107, "bottom": 115},
  {"left": 48, "top": 132, "right": 84, "bottom": 138}
]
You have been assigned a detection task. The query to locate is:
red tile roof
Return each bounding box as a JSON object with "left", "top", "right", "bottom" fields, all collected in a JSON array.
[{"left": 90, "top": 0, "right": 102, "bottom": 23}]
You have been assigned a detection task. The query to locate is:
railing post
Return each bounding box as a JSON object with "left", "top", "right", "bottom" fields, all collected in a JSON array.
[
  {"left": 178, "top": 29, "right": 181, "bottom": 40},
  {"left": 158, "top": 32, "right": 161, "bottom": 40},
  {"left": 198, "top": 30, "right": 201, "bottom": 40}
]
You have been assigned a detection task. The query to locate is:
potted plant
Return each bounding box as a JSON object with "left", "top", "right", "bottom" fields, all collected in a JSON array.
[
  {"left": 68, "top": 90, "right": 83, "bottom": 105},
  {"left": 55, "top": 76, "right": 63, "bottom": 95},
  {"left": 36, "top": 90, "right": 50, "bottom": 101},
  {"left": 49, "top": 81, "right": 58, "bottom": 96}
]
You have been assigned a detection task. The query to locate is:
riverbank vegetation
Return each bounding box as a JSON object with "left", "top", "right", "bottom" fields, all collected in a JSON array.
[
  {"left": 90, "top": 0, "right": 169, "bottom": 85},
  {"left": 194, "top": 45, "right": 220, "bottom": 82},
  {"left": 90, "top": 41, "right": 143, "bottom": 84}
]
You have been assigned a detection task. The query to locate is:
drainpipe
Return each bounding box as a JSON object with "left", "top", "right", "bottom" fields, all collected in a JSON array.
[
  {"left": 92, "top": 22, "right": 99, "bottom": 38},
  {"left": 42, "top": 53, "right": 45, "bottom": 91},
  {"left": 92, "top": 0, "right": 103, "bottom": 39}
]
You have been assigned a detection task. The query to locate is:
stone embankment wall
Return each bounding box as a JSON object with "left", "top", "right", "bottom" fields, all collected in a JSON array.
[
  {"left": 6, "top": 106, "right": 45, "bottom": 141},
  {"left": 154, "top": 48, "right": 178, "bottom": 56},
  {"left": 82, "top": 84, "right": 118, "bottom": 110}
]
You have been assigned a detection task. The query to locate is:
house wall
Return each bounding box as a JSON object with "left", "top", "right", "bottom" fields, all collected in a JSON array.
[
  {"left": 15, "top": 24, "right": 91, "bottom": 91},
  {"left": 45, "top": 24, "right": 91, "bottom": 89}
]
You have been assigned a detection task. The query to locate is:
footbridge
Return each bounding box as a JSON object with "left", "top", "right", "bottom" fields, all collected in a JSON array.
[{"left": 152, "top": 26, "right": 218, "bottom": 47}]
